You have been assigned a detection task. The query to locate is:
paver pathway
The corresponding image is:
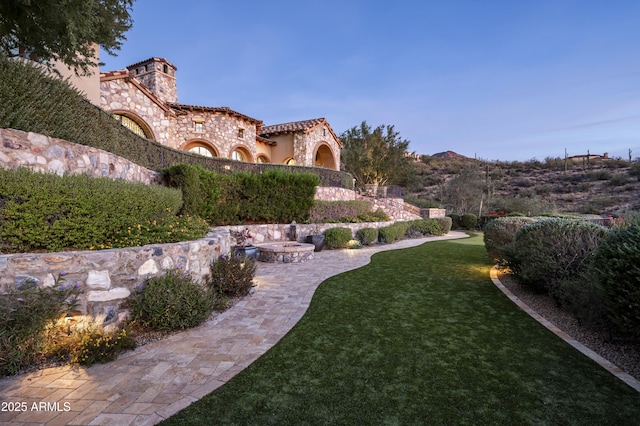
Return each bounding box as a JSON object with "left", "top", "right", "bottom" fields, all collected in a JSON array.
[{"left": 0, "top": 233, "right": 467, "bottom": 425}]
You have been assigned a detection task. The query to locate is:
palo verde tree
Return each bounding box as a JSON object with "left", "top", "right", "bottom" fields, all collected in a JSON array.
[
  {"left": 340, "top": 121, "right": 413, "bottom": 188},
  {"left": 0, "top": 0, "right": 134, "bottom": 75}
]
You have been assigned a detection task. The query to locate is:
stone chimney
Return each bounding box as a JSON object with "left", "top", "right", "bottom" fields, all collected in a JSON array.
[{"left": 127, "top": 58, "right": 177, "bottom": 103}]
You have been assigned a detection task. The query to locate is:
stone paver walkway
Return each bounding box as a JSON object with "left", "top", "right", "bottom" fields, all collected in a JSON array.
[{"left": 0, "top": 233, "right": 467, "bottom": 426}]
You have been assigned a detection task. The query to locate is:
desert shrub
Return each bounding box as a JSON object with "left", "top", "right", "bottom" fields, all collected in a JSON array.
[
  {"left": 586, "top": 170, "right": 612, "bottom": 181},
  {"left": 448, "top": 214, "right": 462, "bottom": 230},
  {"left": 129, "top": 270, "right": 212, "bottom": 331},
  {"left": 552, "top": 271, "right": 608, "bottom": 328},
  {"left": 0, "top": 167, "right": 207, "bottom": 253},
  {"left": 0, "top": 275, "right": 80, "bottom": 376},
  {"left": 433, "top": 217, "right": 452, "bottom": 234},
  {"left": 70, "top": 326, "right": 136, "bottom": 366},
  {"left": 592, "top": 220, "right": 640, "bottom": 339},
  {"left": 460, "top": 213, "right": 478, "bottom": 230},
  {"left": 505, "top": 218, "right": 609, "bottom": 294},
  {"left": 483, "top": 216, "right": 538, "bottom": 264},
  {"left": 378, "top": 225, "right": 398, "bottom": 244},
  {"left": 356, "top": 228, "right": 379, "bottom": 245},
  {"left": 489, "top": 195, "right": 555, "bottom": 217},
  {"left": 607, "top": 174, "right": 629, "bottom": 187},
  {"left": 408, "top": 219, "right": 443, "bottom": 236},
  {"left": 309, "top": 200, "right": 373, "bottom": 223},
  {"left": 206, "top": 253, "right": 256, "bottom": 300},
  {"left": 323, "top": 227, "right": 353, "bottom": 249},
  {"left": 378, "top": 222, "right": 411, "bottom": 244},
  {"left": 356, "top": 209, "right": 390, "bottom": 223},
  {"left": 164, "top": 164, "right": 319, "bottom": 225}
]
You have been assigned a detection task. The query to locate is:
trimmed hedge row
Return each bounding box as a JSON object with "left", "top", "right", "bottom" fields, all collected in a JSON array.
[
  {"left": 495, "top": 216, "right": 640, "bottom": 341},
  {"left": 0, "top": 168, "right": 208, "bottom": 253},
  {"left": 0, "top": 55, "right": 353, "bottom": 188},
  {"left": 309, "top": 200, "right": 372, "bottom": 223},
  {"left": 163, "top": 164, "right": 320, "bottom": 225}
]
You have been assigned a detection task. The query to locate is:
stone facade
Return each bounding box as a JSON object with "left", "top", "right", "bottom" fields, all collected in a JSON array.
[
  {"left": 100, "top": 75, "right": 174, "bottom": 145},
  {"left": 0, "top": 230, "right": 228, "bottom": 328},
  {"left": 0, "top": 128, "right": 161, "bottom": 184},
  {"left": 171, "top": 105, "right": 260, "bottom": 161}
]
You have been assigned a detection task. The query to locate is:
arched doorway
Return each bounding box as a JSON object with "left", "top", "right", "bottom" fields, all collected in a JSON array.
[
  {"left": 112, "top": 111, "right": 155, "bottom": 140},
  {"left": 183, "top": 140, "right": 219, "bottom": 157},
  {"left": 313, "top": 143, "right": 337, "bottom": 169}
]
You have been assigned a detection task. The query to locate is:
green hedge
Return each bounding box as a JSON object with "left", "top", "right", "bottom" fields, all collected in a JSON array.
[
  {"left": 0, "top": 54, "right": 352, "bottom": 188},
  {"left": 356, "top": 228, "right": 379, "bottom": 245},
  {"left": 324, "top": 227, "right": 353, "bottom": 249},
  {"left": 592, "top": 220, "right": 640, "bottom": 338},
  {"left": 163, "top": 164, "right": 319, "bottom": 225},
  {"left": 483, "top": 216, "right": 538, "bottom": 264},
  {"left": 309, "top": 200, "right": 373, "bottom": 223},
  {"left": 378, "top": 222, "right": 410, "bottom": 244},
  {"left": 0, "top": 168, "right": 208, "bottom": 253},
  {"left": 433, "top": 217, "right": 453, "bottom": 234},
  {"left": 506, "top": 218, "right": 609, "bottom": 294}
]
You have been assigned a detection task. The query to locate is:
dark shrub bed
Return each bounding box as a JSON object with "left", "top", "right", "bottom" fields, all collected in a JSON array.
[
  {"left": 163, "top": 164, "right": 319, "bottom": 225},
  {"left": 0, "top": 168, "right": 208, "bottom": 253}
]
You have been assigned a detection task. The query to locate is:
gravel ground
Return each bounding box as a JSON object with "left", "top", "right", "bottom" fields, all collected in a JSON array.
[{"left": 497, "top": 270, "right": 640, "bottom": 382}]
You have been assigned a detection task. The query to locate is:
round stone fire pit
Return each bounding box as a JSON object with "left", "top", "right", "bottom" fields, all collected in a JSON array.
[{"left": 256, "top": 242, "right": 315, "bottom": 263}]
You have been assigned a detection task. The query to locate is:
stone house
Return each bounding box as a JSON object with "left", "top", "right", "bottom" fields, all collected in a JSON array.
[{"left": 100, "top": 57, "right": 342, "bottom": 170}]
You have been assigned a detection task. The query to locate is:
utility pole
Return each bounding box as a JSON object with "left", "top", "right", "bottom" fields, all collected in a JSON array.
[{"left": 564, "top": 148, "right": 568, "bottom": 173}]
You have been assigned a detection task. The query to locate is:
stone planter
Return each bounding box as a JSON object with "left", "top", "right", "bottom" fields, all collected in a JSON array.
[
  {"left": 233, "top": 245, "right": 258, "bottom": 259},
  {"left": 305, "top": 235, "right": 325, "bottom": 252}
]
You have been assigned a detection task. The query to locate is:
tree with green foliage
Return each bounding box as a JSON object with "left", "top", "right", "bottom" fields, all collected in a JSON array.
[
  {"left": 0, "top": 0, "right": 134, "bottom": 75},
  {"left": 340, "top": 121, "right": 414, "bottom": 188}
]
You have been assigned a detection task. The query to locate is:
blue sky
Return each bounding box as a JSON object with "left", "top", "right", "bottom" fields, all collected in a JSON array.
[{"left": 100, "top": 0, "right": 640, "bottom": 161}]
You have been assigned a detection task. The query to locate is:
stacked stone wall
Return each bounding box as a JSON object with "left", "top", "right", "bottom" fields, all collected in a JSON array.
[
  {"left": 0, "top": 128, "right": 161, "bottom": 184},
  {"left": 314, "top": 186, "right": 357, "bottom": 201},
  {"left": 0, "top": 231, "right": 228, "bottom": 327}
]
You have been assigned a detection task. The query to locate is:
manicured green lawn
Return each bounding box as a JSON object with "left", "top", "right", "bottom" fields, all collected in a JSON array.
[{"left": 162, "top": 233, "right": 640, "bottom": 425}]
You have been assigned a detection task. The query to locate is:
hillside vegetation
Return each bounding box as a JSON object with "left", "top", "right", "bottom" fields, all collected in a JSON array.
[{"left": 404, "top": 154, "right": 640, "bottom": 217}]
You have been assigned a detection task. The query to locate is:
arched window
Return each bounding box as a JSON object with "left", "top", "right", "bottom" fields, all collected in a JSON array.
[
  {"left": 232, "top": 150, "right": 245, "bottom": 161},
  {"left": 189, "top": 146, "right": 214, "bottom": 157},
  {"left": 257, "top": 155, "right": 270, "bottom": 164},
  {"left": 230, "top": 146, "right": 252, "bottom": 162},
  {"left": 113, "top": 113, "right": 153, "bottom": 139},
  {"left": 284, "top": 157, "right": 296, "bottom": 165},
  {"left": 183, "top": 140, "right": 219, "bottom": 157}
]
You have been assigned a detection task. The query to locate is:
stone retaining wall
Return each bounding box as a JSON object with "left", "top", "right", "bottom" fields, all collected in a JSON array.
[
  {"left": 0, "top": 128, "right": 161, "bottom": 184},
  {"left": 314, "top": 186, "right": 356, "bottom": 201},
  {"left": 0, "top": 230, "right": 228, "bottom": 327},
  {"left": 225, "top": 222, "right": 396, "bottom": 245}
]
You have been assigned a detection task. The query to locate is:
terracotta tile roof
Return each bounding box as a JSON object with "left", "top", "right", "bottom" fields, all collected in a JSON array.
[
  {"left": 261, "top": 118, "right": 342, "bottom": 147},
  {"left": 256, "top": 135, "right": 277, "bottom": 146},
  {"left": 261, "top": 118, "right": 326, "bottom": 134},
  {"left": 167, "top": 103, "right": 262, "bottom": 124}
]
